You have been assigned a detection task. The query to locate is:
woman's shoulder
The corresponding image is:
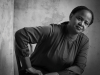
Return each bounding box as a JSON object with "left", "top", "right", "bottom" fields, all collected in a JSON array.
[
  {"left": 77, "top": 33, "right": 89, "bottom": 47},
  {"left": 79, "top": 33, "right": 89, "bottom": 41},
  {"left": 50, "top": 23, "right": 63, "bottom": 34}
]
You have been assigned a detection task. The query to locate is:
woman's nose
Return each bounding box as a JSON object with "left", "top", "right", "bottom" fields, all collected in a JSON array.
[{"left": 78, "top": 21, "right": 84, "bottom": 26}]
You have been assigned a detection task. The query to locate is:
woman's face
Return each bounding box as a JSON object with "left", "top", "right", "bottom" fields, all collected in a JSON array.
[{"left": 69, "top": 10, "right": 92, "bottom": 34}]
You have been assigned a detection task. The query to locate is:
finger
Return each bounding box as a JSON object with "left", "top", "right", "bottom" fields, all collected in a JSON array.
[
  {"left": 26, "top": 69, "right": 29, "bottom": 72},
  {"left": 40, "top": 72, "right": 43, "bottom": 75},
  {"left": 39, "top": 72, "right": 43, "bottom": 75}
]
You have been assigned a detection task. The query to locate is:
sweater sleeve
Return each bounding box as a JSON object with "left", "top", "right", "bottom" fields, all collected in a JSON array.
[
  {"left": 58, "top": 34, "right": 89, "bottom": 75},
  {"left": 15, "top": 25, "right": 51, "bottom": 69}
]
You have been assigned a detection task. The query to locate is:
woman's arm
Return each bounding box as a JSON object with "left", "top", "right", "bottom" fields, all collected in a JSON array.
[{"left": 15, "top": 25, "right": 51, "bottom": 74}]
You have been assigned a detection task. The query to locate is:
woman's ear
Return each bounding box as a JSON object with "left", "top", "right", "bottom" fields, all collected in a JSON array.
[{"left": 69, "top": 13, "right": 74, "bottom": 20}]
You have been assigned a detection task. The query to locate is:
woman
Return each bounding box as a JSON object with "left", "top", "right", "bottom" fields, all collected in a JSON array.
[{"left": 15, "top": 6, "right": 94, "bottom": 75}]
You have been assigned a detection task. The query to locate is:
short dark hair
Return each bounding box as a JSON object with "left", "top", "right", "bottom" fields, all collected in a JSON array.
[{"left": 70, "top": 6, "right": 94, "bottom": 26}]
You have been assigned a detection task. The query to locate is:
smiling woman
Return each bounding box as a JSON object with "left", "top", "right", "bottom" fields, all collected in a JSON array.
[
  {"left": 68, "top": 10, "right": 92, "bottom": 34},
  {"left": 68, "top": 6, "right": 93, "bottom": 35},
  {"left": 15, "top": 6, "right": 94, "bottom": 75}
]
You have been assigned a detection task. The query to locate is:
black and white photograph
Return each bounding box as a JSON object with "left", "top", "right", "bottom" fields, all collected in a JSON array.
[
  {"left": 0, "top": 0, "right": 100, "bottom": 75},
  {"left": 14, "top": 0, "right": 100, "bottom": 75}
]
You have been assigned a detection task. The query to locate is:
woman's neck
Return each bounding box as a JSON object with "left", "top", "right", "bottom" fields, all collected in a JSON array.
[{"left": 66, "top": 23, "right": 78, "bottom": 41}]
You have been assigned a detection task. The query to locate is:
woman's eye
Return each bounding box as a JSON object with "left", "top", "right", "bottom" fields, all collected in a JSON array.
[
  {"left": 85, "top": 21, "right": 89, "bottom": 26},
  {"left": 77, "top": 17, "right": 82, "bottom": 21}
]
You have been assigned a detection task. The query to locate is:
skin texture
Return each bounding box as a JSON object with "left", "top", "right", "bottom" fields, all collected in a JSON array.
[
  {"left": 68, "top": 10, "right": 92, "bottom": 35},
  {"left": 26, "top": 67, "right": 43, "bottom": 75}
]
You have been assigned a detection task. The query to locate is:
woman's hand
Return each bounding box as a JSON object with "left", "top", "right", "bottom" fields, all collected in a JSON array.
[
  {"left": 26, "top": 67, "right": 43, "bottom": 75},
  {"left": 45, "top": 72, "right": 59, "bottom": 75}
]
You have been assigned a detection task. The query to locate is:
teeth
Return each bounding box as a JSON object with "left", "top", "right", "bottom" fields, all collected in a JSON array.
[{"left": 76, "top": 26, "right": 81, "bottom": 30}]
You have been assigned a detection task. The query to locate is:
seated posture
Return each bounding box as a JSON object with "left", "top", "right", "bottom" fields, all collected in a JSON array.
[{"left": 15, "top": 6, "right": 94, "bottom": 75}]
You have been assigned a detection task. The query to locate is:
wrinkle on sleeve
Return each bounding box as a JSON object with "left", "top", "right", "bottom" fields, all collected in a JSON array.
[
  {"left": 68, "top": 35, "right": 89, "bottom": 75},
  {"left": 15, "top": 25, "right": 52, "bottom": 69},
  {"left": 15, "top": 25, "right": 52, "bottom": 57}
]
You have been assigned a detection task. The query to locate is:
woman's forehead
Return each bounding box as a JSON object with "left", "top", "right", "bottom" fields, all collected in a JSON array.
[
  {"left": 75, "top": 10, "right": 92, "bottom": 18},
  {"left": 75, "top": 10, "right": 92, "bottom": 22}
]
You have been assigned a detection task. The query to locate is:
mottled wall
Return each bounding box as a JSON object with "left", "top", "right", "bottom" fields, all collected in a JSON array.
[
  {"left": 14, "top": 0, "right": 100, "bottom": 75},
  {"left": 0, "top": 0, "right": 14, "bottom": 75}
]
